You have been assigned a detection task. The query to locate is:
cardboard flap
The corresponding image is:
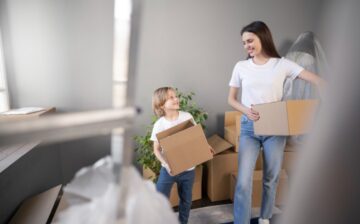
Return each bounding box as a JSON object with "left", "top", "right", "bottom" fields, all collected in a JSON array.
[
  {"left": 207, "top": 134, "right": 233, "bottom": 155},
  {"left": 286, "top": 100, "right": 318, "bottom": 135},
  {"left": 253, "top": 101, "right": 289, "bottom": 135},
  {"left": 156, "top": 119, "right": 194, "bottom": 140}
]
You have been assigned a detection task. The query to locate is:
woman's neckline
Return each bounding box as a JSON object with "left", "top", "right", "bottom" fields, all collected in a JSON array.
[{"left": 249, "top": 57, "right": 276, "bottom": 67}]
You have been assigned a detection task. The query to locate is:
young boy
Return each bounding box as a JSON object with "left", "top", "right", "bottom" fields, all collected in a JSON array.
[{"left": 150, "top": 86, "right": 196, "bottom": 224}]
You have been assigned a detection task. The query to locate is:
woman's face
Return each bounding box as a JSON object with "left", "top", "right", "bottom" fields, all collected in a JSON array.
[{"left": 242, "top": 32, "right": 263, "bottom": 57}]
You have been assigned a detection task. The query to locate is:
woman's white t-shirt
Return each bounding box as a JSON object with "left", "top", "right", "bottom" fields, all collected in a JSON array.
[
  {"left": 150, "top": 111, "right": 196, "bottom": 171},
  {"left": 229, "top": 57, "right": 304, "bottom": 108}
]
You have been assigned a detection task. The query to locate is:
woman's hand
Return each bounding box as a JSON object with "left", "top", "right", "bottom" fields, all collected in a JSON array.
[{"left": 245, "top": 105, "right": 260, "bottom": 121}]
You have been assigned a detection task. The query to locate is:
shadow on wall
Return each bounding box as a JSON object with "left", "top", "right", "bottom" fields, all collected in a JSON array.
[{"left": 216, "top": 114, "right": 225, "bottom": 138}]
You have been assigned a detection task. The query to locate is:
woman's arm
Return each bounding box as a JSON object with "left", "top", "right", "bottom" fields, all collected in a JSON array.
[
  {"left": 298, "top": 69, "right": 326, "bottom": 89},
  {"left": 228, "top": 87, "right": 259, "bottom": 121}
]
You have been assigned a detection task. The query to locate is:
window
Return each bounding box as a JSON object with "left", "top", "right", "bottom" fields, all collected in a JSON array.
[{"left": 0, "top": 28, "right": 9, "bottom": 112}]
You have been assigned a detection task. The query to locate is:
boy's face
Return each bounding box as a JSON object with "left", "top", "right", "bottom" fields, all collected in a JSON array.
[{"left": 163, "top": 90, "right": 179, "bottom": 111}]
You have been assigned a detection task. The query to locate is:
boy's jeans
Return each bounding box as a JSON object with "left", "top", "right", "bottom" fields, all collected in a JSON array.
[
  {"left": 156, "top": 167, "right": 195, "bottom": 224},
  {"left": 233, "top": 115, "right": 286, "bottom": 224}
]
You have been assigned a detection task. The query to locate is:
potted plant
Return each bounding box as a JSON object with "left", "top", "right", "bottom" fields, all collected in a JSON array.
[{"left": 134, "top": 89, "right": 208, "bottom": 181}]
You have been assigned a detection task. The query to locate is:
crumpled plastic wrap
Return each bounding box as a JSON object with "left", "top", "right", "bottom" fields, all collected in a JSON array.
[
  {"left": 282, "top": 31, "right": 328, "bottom": 146},
  {"left": 54, "top": 156, "right": 179, "bottom": 224},
  {"left": 283, "top": 31, "right": 327, "bottom": 101}
]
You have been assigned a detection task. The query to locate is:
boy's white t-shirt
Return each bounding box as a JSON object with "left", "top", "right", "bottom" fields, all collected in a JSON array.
[
  {"left": 229, "top": 57, "right": 304, "bottom": 108},
  {"left": 150, "top": 111, "right": 196, "bottom": 172}
]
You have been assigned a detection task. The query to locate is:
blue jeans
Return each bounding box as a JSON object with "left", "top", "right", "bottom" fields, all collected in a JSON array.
[
  {"left": 156, "top": 167, "right": 195, "bottom": 224},
  {"left": 233, "top": 115, "right": 286, "bottom": 224}
]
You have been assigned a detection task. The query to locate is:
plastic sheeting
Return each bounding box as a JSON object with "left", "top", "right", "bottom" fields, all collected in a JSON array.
[
  {"left": 283, "top": 31, "right": 328, "bottom": 146},
  {"left": 54, "top": 156, "right": 179, "bottom": 224},
  {"left": 283, "top": 31, "right": 328, "bottom": 100}
]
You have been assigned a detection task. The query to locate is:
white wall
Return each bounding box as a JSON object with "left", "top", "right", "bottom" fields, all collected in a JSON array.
[
  {"left": 134, "top": 0, "right": 325, "bottom": 137},
  {"left": 0, "top": 3, "right": 115, "bottom": 221},
  {"left": 0, "top": 0, "right": 114, "bottom": 111}
]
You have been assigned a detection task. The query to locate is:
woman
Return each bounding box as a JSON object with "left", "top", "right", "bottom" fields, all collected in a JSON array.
[{"left": 228, "top": 21, "right": 324, "bottom": 224}]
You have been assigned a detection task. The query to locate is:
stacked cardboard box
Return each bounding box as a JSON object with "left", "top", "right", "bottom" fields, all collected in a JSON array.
[
  {"left": 224, "top": 111, "right": 242, "bottom": 152},
  {"left": 142, "top": 166, "right": 203, "bottom": 207},
  {"left": 206, "top": 149, "right": 238, "bottom": 202},
  {"left": 206, "top": 134, "right": 237, "bottom": 202},
  {"left": 206, "top": 111, "right": 264, "bottom": 202},
  {"left": 229, "top": 170, "right": 288, "bottom": 207}
]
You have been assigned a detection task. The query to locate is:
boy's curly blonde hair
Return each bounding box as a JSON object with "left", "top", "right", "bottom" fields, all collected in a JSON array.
[{"left": 152, "top": 87, "right": 175, "bottom": 117}]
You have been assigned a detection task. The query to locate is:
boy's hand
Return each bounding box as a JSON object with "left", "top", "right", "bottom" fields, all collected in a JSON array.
[{"left": 163, "top": 163, "right": 172, "bottom": 176}]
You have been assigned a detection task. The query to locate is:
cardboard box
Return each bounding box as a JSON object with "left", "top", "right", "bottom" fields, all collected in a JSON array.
[
  {"left": 156, "top": 119, "right": 213, "bottom": 176},
  {"left": 224, "top": 111, "right": 242, "bottom": 152},
  {"left": 224, "top": 125, "right": 238, "bottom": 151},
  {"left": 143, "top": 166, "right": 203, "bottom": 207},
  {"left": 207, "top": 134, "right": 233, "bottom": 155},
  {"left": 253, "top": 100, "right": 318, "bottom": 136},
  {"left": 10, "top": 185, "right": 61, "bottom": 224},
  {"left": 230, "top": 170, "right": 288, "bottom": 207},
  {"left": 169, "top": 165, "right": 203, "bottom": 207},
  {"left": 206, "top": 150, "right": 238, "bottom": 202}
]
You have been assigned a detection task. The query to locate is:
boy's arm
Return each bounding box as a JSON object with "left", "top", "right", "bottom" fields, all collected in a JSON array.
[{"left": 153, "top": 141, "right": 172, "bottom": 174}]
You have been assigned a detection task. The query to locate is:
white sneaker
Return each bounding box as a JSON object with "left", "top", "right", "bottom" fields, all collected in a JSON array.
[{"left": 258, "top": 218, "right": 270, "bottom": 224}]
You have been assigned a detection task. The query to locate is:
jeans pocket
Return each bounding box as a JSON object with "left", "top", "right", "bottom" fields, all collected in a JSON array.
[{"left": 241, "top": 115, "right": 248, "bottom": 124}]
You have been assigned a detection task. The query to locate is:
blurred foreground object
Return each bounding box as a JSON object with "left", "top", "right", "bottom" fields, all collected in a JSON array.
[
  {"left": 54, "top": 156, "right": 179, "bottom": 224},
  {"left": 282, "top": 1, "right": 360, "bottom": 224}
]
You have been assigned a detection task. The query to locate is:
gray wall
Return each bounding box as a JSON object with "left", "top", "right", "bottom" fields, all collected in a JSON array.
[
  {"left": 0, "top": 0, "right": 115, "bottom": 179},
  {"left": 0, "top": 0, "right": 114, "bottom": 111},
  {"left": 134, "top": 0, "right": 325, "bottom": 137},
  {"left": 0, "top": 0, "right": 114, "bottom": 222}
]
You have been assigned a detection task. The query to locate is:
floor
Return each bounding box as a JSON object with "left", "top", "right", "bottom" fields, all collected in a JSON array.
[{"left": 175, "top": 199, "right": 283, "bottom": 224}]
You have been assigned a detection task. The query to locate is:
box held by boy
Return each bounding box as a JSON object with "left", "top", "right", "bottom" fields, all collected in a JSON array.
[{"left": 156, "top": 119, "right": 213, "bottom": 176}]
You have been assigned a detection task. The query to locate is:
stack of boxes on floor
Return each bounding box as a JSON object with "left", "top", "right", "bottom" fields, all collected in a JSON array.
[
  {"left": 142, "top": 100, "right": 317, "bottom": 208},
  {"left": 208, "top": 111, "right": 288, "bottom": 207},
  {"left": 141, "top": 113, "right": 293, "bottom": 208}
]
